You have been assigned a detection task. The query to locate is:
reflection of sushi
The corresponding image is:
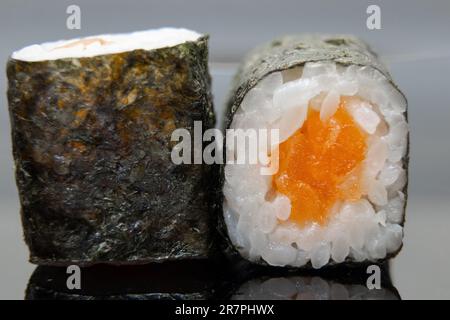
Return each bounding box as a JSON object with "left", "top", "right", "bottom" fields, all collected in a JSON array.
[
  {"left": 26, "top": 260, "right": 217, "bottom": 300},
  {"left": 8, "top": 28, "right": 215, "bottom": 265},
  {"left": 222, "top": 261, "right": 400, "bottom": 300},
  {"left": 223, "top": 35, "right": 408, "bottom": 268},
  {"left": 232, "top": 275, "right": 399, "bottom": 300}
]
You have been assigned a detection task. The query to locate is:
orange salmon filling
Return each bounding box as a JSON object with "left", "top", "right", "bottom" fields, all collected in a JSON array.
[{"left": 273, "top": 98, "right": 368, "bottom": 226}]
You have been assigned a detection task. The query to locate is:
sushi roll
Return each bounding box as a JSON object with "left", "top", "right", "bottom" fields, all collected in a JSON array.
[
  {"left": 223, "top": 35, "right": 408, "bottom": 268},
  {"left": 7, "top": 28, "right": 215, "bottom": 265}
]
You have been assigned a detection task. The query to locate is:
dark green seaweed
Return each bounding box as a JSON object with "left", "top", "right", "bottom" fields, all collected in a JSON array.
[
  {"left": 7, "top": 36, "right": 216, "bottom": 265},
  {"left": 220, "top": 34, "right": 408, "bottom": 267}
]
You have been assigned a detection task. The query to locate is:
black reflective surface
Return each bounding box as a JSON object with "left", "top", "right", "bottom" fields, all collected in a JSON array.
[
  {"left": 25, "top": 257, "right": 399, "bottom": 300},
  {"left": 26, "top": 260, "right": 219, "bottom": 300}
]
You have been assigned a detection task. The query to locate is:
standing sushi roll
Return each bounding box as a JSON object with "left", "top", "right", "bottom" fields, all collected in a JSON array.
[
  {"left": 7, "top": 28, "right": 215, "bottom": 265},
  {"left": 223, "top": 35, "right": 408, "bottom": 268}
]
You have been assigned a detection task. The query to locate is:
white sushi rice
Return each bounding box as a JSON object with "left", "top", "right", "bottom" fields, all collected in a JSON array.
[
  {"left": 224, "top": 62, "right": 408, "bottom": 268},
  {"left": 12, "top": 28, "right": 202, "bottom": 61}
]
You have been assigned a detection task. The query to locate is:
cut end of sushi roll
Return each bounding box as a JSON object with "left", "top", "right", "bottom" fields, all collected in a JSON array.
[
  {"left": 224, "top": 61, "right": 408, "bottom": 269},
  {"left": 12, "top": 28, "right": 203, "bottom": 61}
]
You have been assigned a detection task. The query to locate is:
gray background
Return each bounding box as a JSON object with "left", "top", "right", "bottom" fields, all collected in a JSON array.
[{"left": 0, "top": 0, "right": 449, "bottom": 299}]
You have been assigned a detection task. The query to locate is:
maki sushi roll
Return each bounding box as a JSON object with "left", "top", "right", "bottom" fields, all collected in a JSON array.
[
  {"left": 223, "top": 35, "right": 408, "bottom": 268},
  {"left": 7, "top": 28, "right": 215, "bottom": 265}
]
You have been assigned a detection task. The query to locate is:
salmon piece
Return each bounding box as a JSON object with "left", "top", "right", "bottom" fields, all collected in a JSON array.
[{"left": 273, "top": 98, "right": 367, "bottom": 226}]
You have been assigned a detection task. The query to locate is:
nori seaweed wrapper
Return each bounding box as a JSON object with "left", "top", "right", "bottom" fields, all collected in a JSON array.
[
  {"left": 220, "top": 34, "right": 408, "bottom": 265},
  {"left": 7, "top": 35, "right": 216, "bottom": 265},
  {"left": 26, "top": 260, "right": 218, "bottom": 300}
]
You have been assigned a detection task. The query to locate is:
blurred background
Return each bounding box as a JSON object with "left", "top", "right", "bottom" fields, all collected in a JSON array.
[{"left": 0, "top": 0, "right": 449, "bottom": 299}]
